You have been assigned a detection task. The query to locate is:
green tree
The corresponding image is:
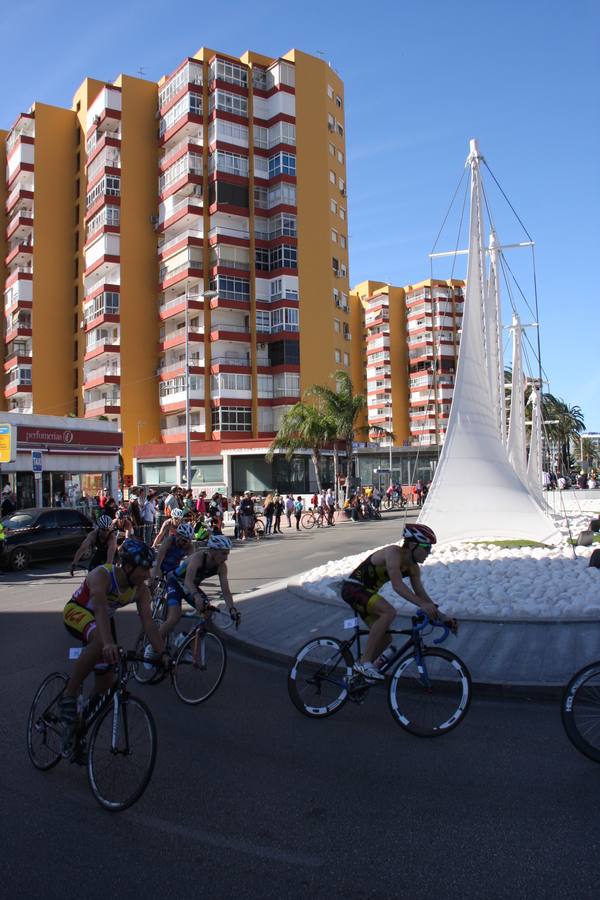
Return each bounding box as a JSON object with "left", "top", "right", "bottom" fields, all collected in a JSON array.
[
  {"left": 542, "top": 394, "right": 585, "bottom": 473},
  {"left": 266, "top": 401, "right": 334, "bottom": 493}
]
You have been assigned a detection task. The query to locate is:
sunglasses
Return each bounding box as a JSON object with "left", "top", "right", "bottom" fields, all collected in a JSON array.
[{"left": 417, "top": 543, "right": 432, "bottom": 549}]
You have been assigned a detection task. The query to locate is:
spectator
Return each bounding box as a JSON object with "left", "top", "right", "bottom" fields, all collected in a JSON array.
[
  {"left": 285, "top": 494, "right": 294, "bottom": 528},
  {"left": 141, "top": 490, "right": 156, "bottom": 544},
  {"left": 263, "top": 493, "right": 275, "bottom": 535},
  {"left": 208, "top": 492, "right": 224, "bottom": 533},
  {"left": 98, "top": 489, "right": 108, "bottom": 510},
  {"left": 1, "top": 485, "right": 17, "bottom": 517},
  {"left": 293, "top": 495, "right": 304, "bottom": 531},
  {"left": 231, "top": 495, "right": 241, "bottom": 539},
  {"left": 183, "top": 488, "right": 195, "bottom": 515},
  {"left": 325, "top": 488, "right": 336, "bottom": 526},
  {"left": 239, "top": 491, "right": 255, "bottom": 542},
  {"left": 414, "top": 479, "right": 424, "bottom": 507},
  {"left": 127, "top": 490, "right": 144, "bottom": 537},
  {"left": 557, "top": 475, "right": 567, "bottom": 490},
  {"left": 273, "top": 493, "right": 284, "bottom": 534},
  {"left": 196, "top": 491, "right": 207, "bottom": 517},
  {"left": 104, "top": 495, "right": 117, "bottom": 519},
  {"left": 589, "top": 475, "right": 598, "bottom": 489},
  {"left": 311, "top": 492, "right": 319, "bottom": 510},
  {"left": 164, "top": 485, "right": 181, "bottom": 516}
]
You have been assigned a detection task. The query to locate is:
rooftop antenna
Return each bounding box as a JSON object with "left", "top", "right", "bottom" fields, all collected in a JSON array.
[{"left": 137, "top": 66, "right": 146, "bottom": 78}]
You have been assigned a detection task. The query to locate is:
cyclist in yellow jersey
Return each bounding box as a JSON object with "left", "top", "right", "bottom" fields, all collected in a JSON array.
[
  {"left": 60, "top": 538, "right": 168, "bottom": 749},
  {"left": 341, "top": 524, "right": 457, "bottom": 682}
]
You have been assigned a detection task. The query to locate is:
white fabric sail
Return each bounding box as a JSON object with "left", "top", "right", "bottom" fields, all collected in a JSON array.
[
  {"left": 486, "top": 230, "right": 506, "bottom": 443},
  {"left": 506, "top": 313, "right": 528, "bottom": 484},
  {"left": 419, "top": 140, "right": 561, "bottom": 545}
]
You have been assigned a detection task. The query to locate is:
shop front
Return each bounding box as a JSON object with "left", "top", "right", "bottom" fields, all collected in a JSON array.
[{"left": 0, "top": 413, "right": 122, "bottom": 510}]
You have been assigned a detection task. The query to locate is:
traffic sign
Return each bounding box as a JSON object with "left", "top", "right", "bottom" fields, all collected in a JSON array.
[
  {"left": 0, "top": 424, "right": 16, "bottom": 463},
  {"left": 32, "top": 450, "right": 43, "bottom": 473}
]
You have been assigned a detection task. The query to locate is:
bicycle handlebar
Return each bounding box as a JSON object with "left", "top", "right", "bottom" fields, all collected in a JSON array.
[{"left": 412, "top": 613, "right": 451, "bottom": 644}]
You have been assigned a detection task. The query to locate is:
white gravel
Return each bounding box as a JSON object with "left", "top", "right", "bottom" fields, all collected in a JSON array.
[{"left": 297, "top": 512, "right": 600, "bottom": 620}]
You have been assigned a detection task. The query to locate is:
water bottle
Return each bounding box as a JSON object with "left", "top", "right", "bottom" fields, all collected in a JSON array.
[{"left": 375, "top": 644, "right": 397, "bottom": 670}]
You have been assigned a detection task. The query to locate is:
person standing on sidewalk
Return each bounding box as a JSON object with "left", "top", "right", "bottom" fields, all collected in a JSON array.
[
  {"left": 293, "top": 495, "right": 304, "bottom": 531},
  {"left": 285, "top": 494, "right": 294, "bottom": 528},
  {"left": 141, "top": 490, "right": 156, "bottom": 544},
  {"left": 273, "top": 493, "right": 284, "bottom": 534},
  {"left": 263, "top": 493, "right": 274, "bottom": 535}
]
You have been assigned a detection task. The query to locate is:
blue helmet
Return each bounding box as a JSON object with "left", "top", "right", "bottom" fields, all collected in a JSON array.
[{"left": 120, "top": 538, "right": 155, "bottom": 569}]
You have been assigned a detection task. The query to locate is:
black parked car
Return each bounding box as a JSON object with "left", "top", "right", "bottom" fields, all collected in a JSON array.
[{"left": 1, "top": 507, "right": 94, "bottom": 571}]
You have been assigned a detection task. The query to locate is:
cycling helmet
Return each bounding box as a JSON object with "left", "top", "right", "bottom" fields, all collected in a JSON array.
[
  {"left": 97, "top": 515, "right": 113, "bottom": 530},
  {"left": 403, "top": 524, "right": 437, "bottom": 545},
  {"left": 116, "top": 509, "right": 125, "bottom": 519},
  {"left": 176, "top": 522, "right": 194, "bottom": 541},
  {"left": 120, "top": 537, "right": 155, "bottom": 569},
  {"left": 171, "top": 508, "right": 184, "bottom": 520},
  {"left": 207, "top": 534, "right": 232, "bottom": 551}
]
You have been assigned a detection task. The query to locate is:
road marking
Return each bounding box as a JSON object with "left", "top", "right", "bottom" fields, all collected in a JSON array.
[{"left": 128, "top": 810, "right": 322, "bottom": 868}]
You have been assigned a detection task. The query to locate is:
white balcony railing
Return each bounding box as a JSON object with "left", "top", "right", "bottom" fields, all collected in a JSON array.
[
  {"left": 208, "top": 225, "right": 250, "bottom": 241},
  {"left": 159, "top": 228, "right": 204, "bottom": 258}
]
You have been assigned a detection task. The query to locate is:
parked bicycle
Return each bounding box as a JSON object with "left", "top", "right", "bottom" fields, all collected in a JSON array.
[
  {"left": 133, "top": 585, "right": 232, "bottom": 704},
  {"left": 561, "top": 660, "right": 600, "bottom": 763},
  {"left": 27, "top": 647, "right": 162, "bottom": 811},
  {"left": 288, "top": 613, "right": 471, "bottom": 736}
]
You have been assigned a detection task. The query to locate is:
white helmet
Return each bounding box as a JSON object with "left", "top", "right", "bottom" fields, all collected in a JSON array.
[
  {"left": 176, "top": 522, "right": 194, "bottom": 541},
  {"left": 207, "top": 534, "right": 232, "bottom": 551},
  {"left": 171, "top": 508, "right": 184, "bottom": 520}
]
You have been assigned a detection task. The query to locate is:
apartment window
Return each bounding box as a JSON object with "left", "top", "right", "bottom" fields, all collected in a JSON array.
[
  {"left": 339, "top": 207, "right": 346, "bottom": 221},
  {"left": 271, "top": 307, "right": 299, "bottom": 332},
  {"left": 269, "top": 213, "right": 297, "bottom": 238},
  {"left": 331, "top": 229, "right": 337, "bottom": 243},
  {"left": 256, "top": 311, "right": 270, "bottom": 332},
  {"left": 211, "top": 373, "right": 251, "bottom": 392},
  {"left": 336, "top": 122, "right": 344, "bottom": 137},
  {"left": 334, "top": 319, "right": 340, "bottom": 333},
  {"left": 330, "top": 199, "right": 337, "bottom": 214},
  {"left": 341, "top": 292, "right": 349, "bottom": 311},
  {"left": 327, "top": 113, "right": 335, "bottom": 131},
  {"left": 338, "top": 177, "right": 345, "bottom": 192},
  {"left": 337, "top": 149, "right": 344, "bottom": 164},
  {"left": 254, "top": 125, "right": 268, "bottom": 149},
  {"left": 336, "top": 95, "right": 342, "bottom": 108},
  {"left": 159, "top": 93, "right": 202, "bottom": 135},
  {"left": 269, "top": 121, "right": 296, "bottom": 148},
  {"left": 268, "top": 151, "right": 296, "bottom": 178},
  {"left": 268, "top": 339, "right": 299, "bottom": 366},
  {"left": 329, "top": 142, "right": 335, "bottom": 157},
  {"left": 210, "top": 58, "right": 248, "bottom": 88},
  {"left": 332, "top": 256, "right": 339, "bottom": 274},
  {"left": 86, "top": 175, "right": 120, "bottom": 209},
  {"left": 335, "top": 349, "right": 341, "bottom": 364},
  {"left": 343, "top": 352, "right": 349, "bottom": 367},
  {"left": 270, "top": 245, "right": 297, "bottom": 271},
  {"left": 209, "top": 90, "right": 248, "bottom": 118},
  {"left": 212, "top": 406, "right": 252, "bottom": 431},
  {"left": 255, "top": 248, "right": 270, "bottom": 272},
  {"left": 267, "top": 182, "right": 296, "bottom": 208},
  {"left": 343, "top": 322, "right": 350, "bottom": 340},
  {"left": 327, "top": 84, "right": 334, "bottom": 99},
  {"left": 273, "top": 373, "right": 300, "bottom": 397},
  {"left": 209, "top": 276, "right": 250, "bottom": 301},
  {"left": 209, "top": 119, "right": 249, "bottom": 145},
  {"left": 333, "top": 288, "right": 340, "bottom": 307},
  {"left": 253, "top": 67, "right": 269, "bottom": 91},
  {"left": 159, "top": 61, "right": 203, "bottom": 107},
  {"left": 340, "top": 235, "right": 346, "bottom": 249},
  {"left": 329, "top": 170, "right": 336, "bottom": 185},
  {"left": 254, "top": 186, "right": 268, "bottom": 209}
]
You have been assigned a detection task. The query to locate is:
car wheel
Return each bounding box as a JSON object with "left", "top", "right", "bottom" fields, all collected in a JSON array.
[{"left": 10, "top": 547, "right": 30, "bottom": 571}]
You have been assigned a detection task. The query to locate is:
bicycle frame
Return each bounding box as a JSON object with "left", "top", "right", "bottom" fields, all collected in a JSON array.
[{"left": 76, "top": 653, "right": 137, "bottom": 752}]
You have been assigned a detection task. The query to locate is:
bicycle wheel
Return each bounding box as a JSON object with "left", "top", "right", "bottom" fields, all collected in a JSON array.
[
  {"left": 301, "top": 512, "right": 316, "bottom": 530},
  {"left": 288, "top": 637, "right": 354, "bottom": 718},
  {"left": 562, "top": 662, "right": 600, "bottom": 763},
  {"left": 87, "top": 694, "right": 157, "bottom": 811},
  {"left": 132, "top": 631, "right": 166, "bottom": 685},
  {"left": 382, "top": 498, "right": 392, "bottom": 511},
  {"left": 27, "top": 672, "right": 67, "bottom": 771},
  {"left": 388, "top": 648, "right": 471, "bottom": 737},
  {"left": 172, "top": 630, "right": 227, "bottom": 704}
]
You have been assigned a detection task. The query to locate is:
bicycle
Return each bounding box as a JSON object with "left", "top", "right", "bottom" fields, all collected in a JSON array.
[
  {"left": 301, "top": 508, "right": 331, "bottom": 530},
  {"left": 561, "top": 660, "right": 600, "bottom": 763},
  {"left": 27, "top": 648, "right": 160, "bottom": 811},
  {"left": 382, "top": 493, "right": 408, "bottom": 511},
  {"left": 288, "top": 613, "right": 471, "bottom": 737},
  {"left": 133, "top": 585, "right": 233, "bottom": 704}
]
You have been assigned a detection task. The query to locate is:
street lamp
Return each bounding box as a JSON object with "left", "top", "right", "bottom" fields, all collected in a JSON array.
[
  {"left": 185, "top": 287, "right": 217, "bottom": 491},
  {"left": 385, "top": 400, "right": 393, "bottom": 488}
]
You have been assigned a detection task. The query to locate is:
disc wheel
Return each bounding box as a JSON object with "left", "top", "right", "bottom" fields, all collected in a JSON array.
[
  {"left": 27, "top": 672, "right": 68, "bottom": 770},
  {"left": 288, "top": 637, "right": 354, "bottom": 718},
  {"left": 562, "top": 662, "right": 600, "bottom": 763},
  {"left": 388, "top": 649, "right": 471, "bottom": 737},
  {"left": 87, "top": 694, "right": 157, "bottom": 812},
  {"left": 172, "top": 630, "right": 227, "bottom": 704}
]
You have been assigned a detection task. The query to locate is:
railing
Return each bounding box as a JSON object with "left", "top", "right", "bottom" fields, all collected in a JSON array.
[
  {"left": 85, "top": 397, "right": 121, "bottom": 411},
  {"left": 85, "top": 336, "right": 121, "bottom": 352},
  {"left": 210, "top": 322, "right": 249, "bottom": 333},
  {"left": 161, "top": 136, "right": 203, "bottom": 170},
  {"left": 271, "top": 323, "right": 299, "bottom": 333},
  {"left": 161, "top": 423, "right": 204, "bottom": 436},
  {"left": 8, "top": 265, "right": 34, "bottom": 277},
  {"left": 159, "top": 155, "right": 203, "bottom": 193},
  {"left": 84, "top": 275, "right": 121, "bottom": 296},
  {"left": 211, "top": 258, "right": 250, "bottom": 271},
  {"left": 161, "top": 325, "right": 203, "bottom": 342},
  {"left": 159, "top": 258, "right": 203, "bottom": 282},
  {"left": 209, "top": 356, "right": 250, "bottom": 367},
  {"left": 159, "top": 228, "right": 204, "bottom": 257},
  {"left": 159, "top": 62, "right": 203, "bottom": 109},
  {"left": 208, "top": 225, "right": 250, "bottom": 240},
  {"left": 161, "top": 193, "right": 203, "bottom": 224},
  {"left": 83, "top": 366, "right": 121, "bottom": 382},
  {"left": 158, "top": 357, "right": 204, "bottom": 375}
]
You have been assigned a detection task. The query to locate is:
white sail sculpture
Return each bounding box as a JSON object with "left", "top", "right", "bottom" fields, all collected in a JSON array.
[
  {"left": 486, "top": 229, "right": 506, "bottom": 443},
  {"left": 419, "top": 139, "right": 561, "bottom": 544},
  {"left": 506, "top": 313, "right": 528, "bottom": 485},
  {"left": 526, "top": 384, "right": 544, "bottom": 502}
]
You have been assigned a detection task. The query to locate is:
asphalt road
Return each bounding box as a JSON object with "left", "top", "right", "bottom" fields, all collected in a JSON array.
[{"left": 2, "top": 515, "right": 600, "bottom": 898}]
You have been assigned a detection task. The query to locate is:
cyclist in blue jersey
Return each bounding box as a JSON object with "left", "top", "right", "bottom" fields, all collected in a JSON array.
[{"left": 151, "top": 521, "right": 194, "bottom": 581}]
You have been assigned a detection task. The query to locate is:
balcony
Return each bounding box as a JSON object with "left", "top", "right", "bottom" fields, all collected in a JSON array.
[
  {"left": 158, "top": 228, "right": 204, "bottom": 261},
  {"left": 158, "top": 324, "right": 203, "bottom": 353},
  {"left": 6, "top": 114, "right": 35, "bottom": 154},
  {"left": 159, "top": 256, "right": 203, "bottom": 289},
  {"left": 7, "top": 399, "right": 33, "bottom": 414},
  {"left": 159, "top": 93, "right": 203, "bottom": 146},
  {"left": 5, "top": 185, "right": 35, "bottom": 215},
  {"left": 83, "top": 365, "right": 121, "bottom": 391},
  {"left": 6, "top": 239, "right": 34, "bottom": 269},
  {"left": 159, "top": 193, "right": 203, "bottom": 230},
  {"left": 84, "top": 328, "right": 120, "bottom": 361},
  {"left": 86, "top": 87, "right": 122, "bottom": 135},
  {"left": 4, "top": 341, "right": 32, "bottom": 371},
  {"left": 209, "top": 321, "right": 250, "bottom": 342},
  {"left": 160, "top": 422, "right": 205, "bottom": 442},
  {"left": 158, "top": 354, "right": 204, "bottom": 377},
  {"left": 5, "top": 367, "right": 32, "bottom": 397},
  {"left": 159, "top": 61, "right": 204, "bottom": 110},
  {"left": 209, "top": 355, "right": 250, "bottom": 369},
  {"left": 159, "top": 153, "right": 203, "bottom": 197},
  {"left": 208, "top": 224, "right": 250, "bottom": 243},
  {"left": 84, "top": 396, "right": 121, "bottom": 416},
  {"left": 6, "top": 208, "right": 34, "bottom": 241},
  {"left": 4, "top": 315, "right": 32, "bottom": 344}
]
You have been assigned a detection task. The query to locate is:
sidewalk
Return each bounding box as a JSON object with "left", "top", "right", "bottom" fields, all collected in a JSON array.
[{"left": 226, "top": 576, "right": 600, "bottom": 698}]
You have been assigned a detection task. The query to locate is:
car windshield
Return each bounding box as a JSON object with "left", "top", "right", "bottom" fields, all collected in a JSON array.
[{"left": 2, "top": 513, "right": 36, "bottom": 530}]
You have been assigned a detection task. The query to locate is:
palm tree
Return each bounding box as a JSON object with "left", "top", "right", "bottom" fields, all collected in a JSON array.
[
  {"left": 581, "top": 437, "right": 600, "bottom": 471},
  {"left": 305, "top": 371, "right": 368, "bottom": 500},
  {"left": 542, "top": 394, "right": 585, "bottom": 473},
  {"left": 266, "top": 401, "right": 334, "bottom": 493}
]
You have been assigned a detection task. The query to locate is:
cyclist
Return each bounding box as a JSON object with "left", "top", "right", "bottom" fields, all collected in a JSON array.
[
  {"left": 341, "top": 524, "right": 457, "bottom": 682},
  {"left": 69, "top": 515, "right": 117, "bottom": 576},
  {"left": 151, "top": 521, "right": 194, "bottom": 582},
  {"left": 152, "top": 506, "right": 184, "bottom": 548},
  {"left": 145, "top": 534, "right": 240, "bottom": 664},
  {"left": 112, "top": 508, "right": 134, "bottom": 543},
  {"left": 60, "top": 538, "right": 168, "bottom": 750}
]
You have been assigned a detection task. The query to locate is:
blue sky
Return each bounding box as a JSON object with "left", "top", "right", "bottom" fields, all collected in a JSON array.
[{"left": 3, "top": 0, "right": 599, "bottom": 428}]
